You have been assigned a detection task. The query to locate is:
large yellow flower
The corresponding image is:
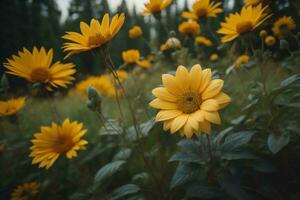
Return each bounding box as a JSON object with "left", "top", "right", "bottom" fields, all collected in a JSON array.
[
  {"left": 122, "top": 49, "right": 140, "bottom": 64},
  {"left": 149, "top": 65, "right": 231, "bottom": 138},
  {"left": 178, "top": 21, "right": 201, "bottom": 35},
  {"left": 10, "top": 182, "right": 39, "bottom": 200},
  {"left": 195, "top": 36, "right": 213, "bottom": 46},
  {"left": 244, "top": 0, "right": 261, "bottom": 5},
  {"left": 62, "top": 13, "right": 125, "bottom": 58},
  {"left": 182, "top": 0, "right": 223, "bottom": 20},
  {"left": 129, "top": 26, "right": 143, "bottom": 39},
  {"left": 272, "top": 16, "right": 296, "bottom": 38},
  {"left": 30, "top": 119, "right": 88, "bottom": 169},
  {"left": 4, "top": 47, "right": 76, "bottom": 91},
  {"left": 0, "top": 97, "right": 25, "bottom": 117},
  {"left": 217, "top": 4, "right": 271, "bottom": 43},
  {"left": 143, "top": 0, "right": 173, "bottom": 15}
]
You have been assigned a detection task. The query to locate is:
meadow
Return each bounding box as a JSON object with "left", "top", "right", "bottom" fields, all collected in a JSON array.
[{"left": 1, "top": 0, "right": 300, "bottom": 199}]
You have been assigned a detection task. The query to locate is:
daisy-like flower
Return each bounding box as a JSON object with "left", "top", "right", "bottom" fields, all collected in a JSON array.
[
  {"left": 195, "top": 36, "right": 213, "bottom": 46},
  {"left": 137, "top": 59, "right": 152, "bottom": 69},
  {"left": 272, "top": 16, "right": 296, "bottom": 38},
  {"left": 149, "top": 65, "right": 230, "bottom": 138},
  {"left": 62, "top": 13, "right": 125, "bottom": 58},
  {"left": 129, "top": 26, "right": 143, "bottom": 39},
  {"left": 244, "top": 0, "right": 261, "bottom": 5},
  {"left": 4, "top": 47, "right": 75, "bottom": 91},
  {"left": 10, "top": 182, "right": 39, "bottom": 200},
  {"left": 210, "top": 53, "right": 219, "bottom": 61},
  {"left": 182, "top": 0, "right": 223, "bottom": 20},
  {"left": 143, "top": 0, "right": 173, "bottom": 16},
  {"left": 74, "top": 76, "right": 116, "bottom": 98},
  {"left": 30, "top": 119, "right": 88, "bottom": 169},
  {"left": 265, "top": 35, "right": 276, "bottom": 46},
  {"left": 178, "top": 21, "right": 201, "bottom": 35},
  {"left": 217, "top": 4, "right": 271, "bottom": 43},
  {"left": 0, "top": 97, "right": 25, "bottom": 117},
  {"left": 234, "top": 55, "right": 250, "bottom": 69},
  {"left": 160, "top": 43, "right": 170, "bottom": 51},
  {"left": 122, "top": 49, "right": 140, "bottom": 64}
]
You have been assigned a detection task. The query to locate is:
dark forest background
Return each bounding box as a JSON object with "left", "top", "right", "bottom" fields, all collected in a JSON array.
[{"left": 0, "top": 0, "right": 295, "bottom": 76}]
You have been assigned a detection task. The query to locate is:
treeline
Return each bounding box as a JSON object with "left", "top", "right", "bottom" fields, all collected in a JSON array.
[{"left": 0, "top": 0, "right": 297, "bottom": 76}]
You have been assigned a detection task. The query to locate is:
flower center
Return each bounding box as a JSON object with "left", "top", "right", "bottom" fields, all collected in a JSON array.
[
  {"left": 178, "top": 91, "right": 201, "bottom": 114},
  {"left": 31, "top": 68, "right": 51, "bottom": 82},
  {"left": 150, "top": 3, "right": 161, "bottom": 12},
  {"left": 88, "top": 34, "right": 104, "bottom": 47},
  {"left": 279, "top": 24, "right": 289, "bottom": 33},
  {"left": 54, "top": 136, "right": 74, "bottom": 153},
  {"left": 236, "top": 21, "right": 253, "bottom": 33},
  {"left": 196, "top": 8, "right": 207, "bottom": 17}
]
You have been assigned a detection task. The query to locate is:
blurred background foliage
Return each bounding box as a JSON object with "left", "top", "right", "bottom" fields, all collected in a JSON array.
[{"left": 1, "top": 0, "right": 300, "bottom": 200}]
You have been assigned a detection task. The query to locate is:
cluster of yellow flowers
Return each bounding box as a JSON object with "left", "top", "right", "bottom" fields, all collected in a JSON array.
[{"left": 1, "top": 0, "right": 297, "bottom": 182}]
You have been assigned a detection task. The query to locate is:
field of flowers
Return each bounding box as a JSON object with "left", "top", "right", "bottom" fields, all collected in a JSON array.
[{"left": 1, "top": 0, "right": 300, "bottom": 199}]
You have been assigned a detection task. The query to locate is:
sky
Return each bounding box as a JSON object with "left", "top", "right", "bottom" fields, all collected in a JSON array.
[{"left": 56, "top": 0, "right": 196, "bottom": 21}]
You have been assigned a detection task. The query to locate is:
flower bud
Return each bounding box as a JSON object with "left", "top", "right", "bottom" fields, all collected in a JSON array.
[
  {"left": 165, "top": 37, "right": 182, "bottom": 50},
  {"left": 265, "top": 36, "right": 276, "bottom": 46},
  {"left": 87, "top": 86, "right": 101, "bottom": 113},
  {"left": 259, "top": 30, "right": 267, "bottom": 38}
]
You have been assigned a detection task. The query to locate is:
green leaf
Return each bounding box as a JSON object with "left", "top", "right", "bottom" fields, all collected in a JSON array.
[
  {"left": 132, "top": 172, "right": 149, "bottom": 183},
  {"left": 280, "top": 73, "right": 300, "bottom": 87},
  {"left": 250, "top": 159, "right": 277, "bottom": 173},
  {"left": 94, "top": 160, "right": 126, "bottom": 184},
  {"left": 170, "top": 163, "right": 200, "bottom": 189},
  {"left": 99, "top": 119, "right": 123, "bottom": 136},
  {"left": 126, "top": 118, "right": 155, "bottom": 141},
  {"left": 214, "top": 127, "right": 234, "bottom": 145},
  {"left": 222, "top": 149, "right": 258, "bottom": 160},
  {"left": 169, "top": 151, "right": 205, "bottom": 164},
  {"left": 267, "top": 133, "right": 290, "bottom": 154},
  {"left": 219, "top": 174, "right": 263, "bottom": 200},
  {"left": 186, "top": 185, "right": 223, "bottom": 199},
  {"left": 113, "top": 148, "right": 132, "bottom": 161},
  {"left": 109, "top": 184, "right": 140, "bottom": 200},
  {"left": 221, "top": 131, "right": 256, "bottom": 152}
]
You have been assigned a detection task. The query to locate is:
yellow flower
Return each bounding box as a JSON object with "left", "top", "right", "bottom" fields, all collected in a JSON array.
[
  {"left": 75, "top": 76, "right": 117, "bottom": 98},
  {"left": 149, "top": 65, "right": 231, "bottom": 138},
  {"left": 62, "top": 13, "right": 125, "bottom": 58},
  {"left": 10, "top": 182, "right": 39, "bottom": 200},
  {"left": 122, "top": 49, "right": 140, "bottom": 64},
  {"left": 114, "top": 70, "right": 129, "bottom": 82},
  {"left": 272, "top": 16, "right": 296, "bottom": 38},
  {"left": 178, "top": 21, "right": 201, "bottom": 35},
  {"left": 160, "top": 43, "right": 169, "bottom": 51},
  {"left": 137, "top": 59, "right": 152, "bottom": 69},
  {"left": 244, "top": 0, "right": 261, "bottom": 5},
  {"left": 182, "top": 0, "right": 223, "bottom": 20},
  {"left": 210, "top": 54, "right": 219, "bottom": 61},
  {"left": 259, "top": 30, "right": 268, "bottom": 38},
  {"left": 129, "top": 26, "right": 143, "bottom": 39},
  {"left": 4, "top": 47, "right": 76, "bottom": 91},
  {"left": 0, "top": 97, "right": 25, "bottom": 117},
  {"left": 217, "top": 4, "right": 271, "bottom": 43},
  {"left": 30, "top": 119, "right": 88, "bottom": 169},
  {"left": 195, "top": 36, "right": 213, "bottom": 46},
  {"left": 143, "top": 0, "right": 173, "bottom": 15},
  {"left": 265, "top": 35, "right": 276, "bottom": 46},
  {"left": 234, "top": 55, "right": 250, "bottom": 68}
]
